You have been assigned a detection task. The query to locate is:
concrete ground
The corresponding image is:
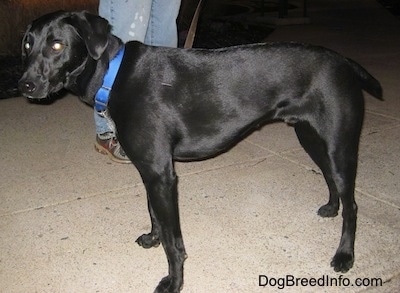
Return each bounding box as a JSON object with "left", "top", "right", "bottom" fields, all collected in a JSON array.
[{"left": 1, "top": 0, "right": 399, "bottom": 292}]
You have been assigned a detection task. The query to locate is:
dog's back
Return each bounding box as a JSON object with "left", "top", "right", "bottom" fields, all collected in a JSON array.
[{"left": 111, "top": 41, "right": 382, "bottom": 161}]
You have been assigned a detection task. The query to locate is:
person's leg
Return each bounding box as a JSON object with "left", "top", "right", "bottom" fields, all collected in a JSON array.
[
  {"left": 96, "top": 0, "right": 153, "bottom": 136},
  {"left": 99, "top": 0, "right": 152, "bottom": 43},
  {"left": 93, "top": 110, "right": 130, "bottom": 163},
  {"left": 94, "top": 110, "right": 113, "bottom": 135},
  {"left": 94, "top": 0, "right": 181, "bottom": 162},
  {"left": 144, "top": 0, "right": 181, "bottom": 47},
  {"left": 95, "top": 0, "right": 154, "bottom": 162}
]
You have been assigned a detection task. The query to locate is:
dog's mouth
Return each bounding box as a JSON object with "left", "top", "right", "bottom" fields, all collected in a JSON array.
[
  {"left": 24, "top": 89, "right": 67, "bottom": 105},
  {"left": 20, "top": 89, "right": 47, "bottom": 100},
  {"left": 25, "top": 94, "right": 48, "bottom": 100},
  {"left": 20, "top": 88, "right": 50, "bottom": 101}
]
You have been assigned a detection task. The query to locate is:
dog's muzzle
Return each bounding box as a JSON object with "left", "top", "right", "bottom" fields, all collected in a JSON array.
[{"left": 18, "top": 80, "right": 37, "bottom": 97}]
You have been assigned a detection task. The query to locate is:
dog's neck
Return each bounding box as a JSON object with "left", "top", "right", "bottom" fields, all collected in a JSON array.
[{"left": 71, "top": 35, "right": 123, "bottom": 106}]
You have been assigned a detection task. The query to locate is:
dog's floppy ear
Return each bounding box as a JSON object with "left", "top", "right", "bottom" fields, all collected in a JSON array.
[{"left": 68, "top": 11, "right": 111, "bottom": 60}]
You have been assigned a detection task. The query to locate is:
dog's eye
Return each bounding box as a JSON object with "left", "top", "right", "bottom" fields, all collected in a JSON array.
[{"left": 51, "top": 42, "right": 64, "bottom": 51}]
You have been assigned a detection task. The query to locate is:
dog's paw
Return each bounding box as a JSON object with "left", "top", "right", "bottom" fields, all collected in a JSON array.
[
  {"left": 154, "top": 275, "right": 182, "bottom": 293},
  {"left": 331, "top": 252, "right": 354, "bottom": 273},
  {"left": 317, "top": 203, "right": 339, "bottom": 217},
  {"left": 136, "top": 233, "right": 160, "bottom": 248}
]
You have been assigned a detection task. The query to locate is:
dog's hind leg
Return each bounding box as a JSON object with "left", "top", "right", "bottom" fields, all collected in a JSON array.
[
  {"left": 295, "top": 122, "right": 340, "bottom": 217},
  {"left": 294, "top": 106, "right": 362, "bottom": 273}
]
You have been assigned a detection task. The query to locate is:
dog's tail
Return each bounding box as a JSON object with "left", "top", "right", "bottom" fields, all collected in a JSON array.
[{"left": 347, "top": 58, "right": 383, "bottom": 100}]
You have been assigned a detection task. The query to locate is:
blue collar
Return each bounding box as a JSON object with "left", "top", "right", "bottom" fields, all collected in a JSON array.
[{"left": 94, "top": 46, "right": 125, "bottom": 111}]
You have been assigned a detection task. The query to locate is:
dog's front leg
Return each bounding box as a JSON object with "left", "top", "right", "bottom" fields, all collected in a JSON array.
[
  {"left": 136, "top": 199, "right": 161, "bottom": 248},
  {"left": 137, "top": 161, "right": 187, "bottom": 293}
]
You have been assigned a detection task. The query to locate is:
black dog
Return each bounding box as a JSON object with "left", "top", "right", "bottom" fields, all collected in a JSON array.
[{"left": 19, "top": 11, "right": 382, "bottom": 292}]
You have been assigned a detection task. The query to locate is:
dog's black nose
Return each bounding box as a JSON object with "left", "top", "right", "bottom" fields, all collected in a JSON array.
[{"left": 19, "top": 81, "right": 36, "bottom": 94}]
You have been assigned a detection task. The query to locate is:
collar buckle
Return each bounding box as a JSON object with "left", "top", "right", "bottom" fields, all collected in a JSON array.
[{"left": 94, "top": 46, "right": 125, "bottom": 111}]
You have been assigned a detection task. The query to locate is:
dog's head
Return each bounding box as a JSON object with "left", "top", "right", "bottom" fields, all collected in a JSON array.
[{"left": 18, "top": 11, "right": 112, "bottom": 100}]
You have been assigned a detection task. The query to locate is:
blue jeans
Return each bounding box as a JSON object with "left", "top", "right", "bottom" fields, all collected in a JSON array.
[{"left": 95, "top": 0, "right": 181, "bottom": 135}]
